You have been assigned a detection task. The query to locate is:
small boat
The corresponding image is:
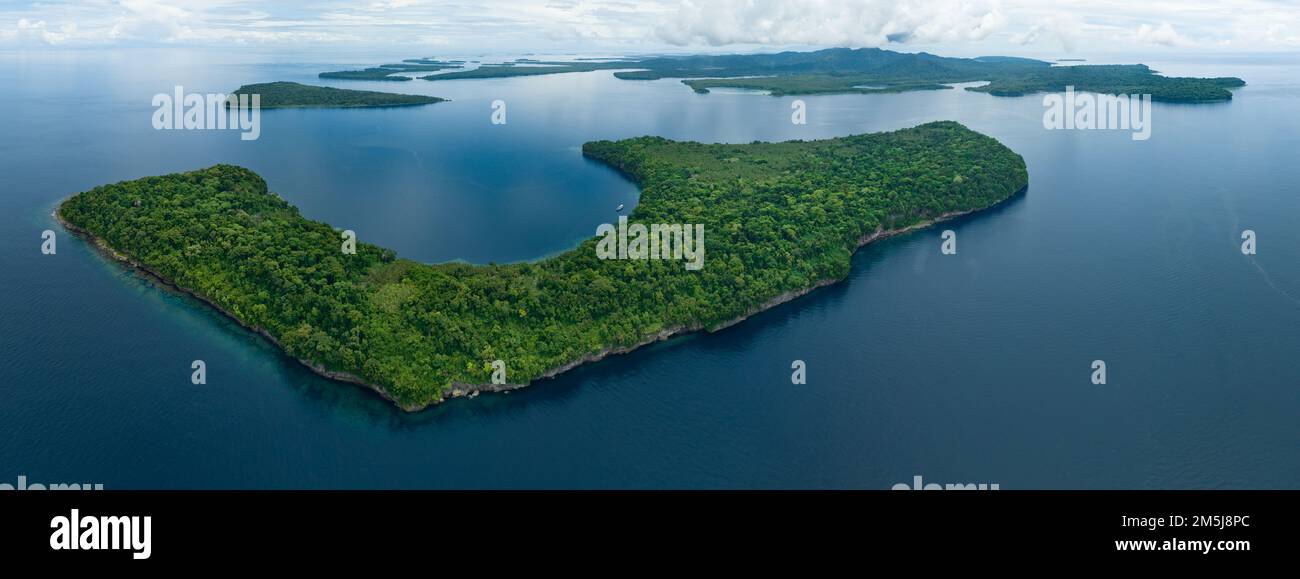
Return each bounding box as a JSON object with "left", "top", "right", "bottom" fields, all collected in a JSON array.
[{"left": 615, "top": 203, "right": 625, "bottom": 212}]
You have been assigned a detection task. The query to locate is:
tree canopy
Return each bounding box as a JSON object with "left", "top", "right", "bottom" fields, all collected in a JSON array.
[
  {"left": 229, "top": 82, "right": 445, "bottom": 108},
  {"left": 60, "top": 121, "right": 1027, "bottom": 410},
  {"left": 328, "top": 48, "right": 1244, "bottom": 102}
]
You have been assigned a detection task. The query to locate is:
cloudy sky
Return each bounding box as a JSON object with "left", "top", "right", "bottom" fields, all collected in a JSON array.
[{"left": 1, "top": 0, "right": 1297, "bottom": 56}]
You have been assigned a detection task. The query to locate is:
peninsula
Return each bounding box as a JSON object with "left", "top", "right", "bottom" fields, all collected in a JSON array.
[
  {"left": 229, "top": 82, "right": 445, "bottom": 108},
  {"left": 58, "top": 121, "right": 1028, "bottom": 411}
]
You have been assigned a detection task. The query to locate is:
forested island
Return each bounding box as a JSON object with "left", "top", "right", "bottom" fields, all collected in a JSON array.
[
  {"left": 422, "top": 60, "right": 633, "bottom": 81},
  {"left": 229, "top": 82, "right": 445, "bottom": 108},
  {"left": 644, "top": 50, "right": 1243, "bottom": 101},
  {"left": 962, "top": 63, "right": 1244, "bottom": 101},
  {"left": 319, "top": 58, "right": 464, "bottom": 80},
  {"left": 59, "top": 121, "right": 1027, "bottom": 410},
  {"left": 331, "top": 48, "right": 1242, "bottom": 102}
]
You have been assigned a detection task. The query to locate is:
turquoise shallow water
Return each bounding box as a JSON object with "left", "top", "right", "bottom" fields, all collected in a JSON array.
[{"left": 2, "top": 49, "right": 1299, "bottom": 488}]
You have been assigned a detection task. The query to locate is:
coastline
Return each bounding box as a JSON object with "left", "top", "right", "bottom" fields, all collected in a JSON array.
[
  {"left": 251, "top": 99, "right": 446, "bottom": 110},
  {"left": 56, "top": 184, "right": 1025, "bottom": 412},
  {"left": 55, "top": 202, "right": 428, "bottom": 411}
]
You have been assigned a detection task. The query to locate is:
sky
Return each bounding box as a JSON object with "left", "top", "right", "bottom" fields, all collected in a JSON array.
[{"left": 1, "top": 0, "right": 1298, "bottom": 57}]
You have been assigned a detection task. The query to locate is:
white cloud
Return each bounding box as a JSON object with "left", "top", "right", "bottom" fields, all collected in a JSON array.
[
  {"left": 1132, "top": 22, "right": 1195, "bottom": 47},
  {"left": 654, "top": 0, "right": 1006, "bottom": 47},
  {"left": 1009, "top": 15, "right": 1082, "bottom": 52},
  {"left": 1223, "top": 8, "right": 1300, "bottom": 48},
  {"left": 12, "top": 18, "right": 87, "bottom": 45},
  {"left": 0, "top": 0, "right": 1298, "bottom": 53}
]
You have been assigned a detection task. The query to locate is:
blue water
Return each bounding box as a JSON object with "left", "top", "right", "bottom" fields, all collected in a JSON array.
[{"left": 3, "top": 49, "right": 1300, "bottom": 488}]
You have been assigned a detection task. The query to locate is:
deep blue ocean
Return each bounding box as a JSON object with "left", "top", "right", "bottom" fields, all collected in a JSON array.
[{"left": 2, "top": 49, "right": 1299, "bottom": 488}]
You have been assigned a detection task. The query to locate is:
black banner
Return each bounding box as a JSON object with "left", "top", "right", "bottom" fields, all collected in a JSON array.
[{"left": 0, "top": 490, "right": 1283, "bottom": 565}]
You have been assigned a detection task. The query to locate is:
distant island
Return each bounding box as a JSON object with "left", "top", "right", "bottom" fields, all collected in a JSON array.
[
  {"left": 319, "top": 58, "right": 464, "bottom": 81},
  {"left": 332, "top": 48, "right": 1243, "bottom": 102},
  {"left": 421, "top": 60, "right": 631, "bottom": 80},
  {"left": 59, "top": 121, "right": 1027, "bottom": 410},
  {"left": 229, "top": 82, "right": 445, "bottom": 108}
]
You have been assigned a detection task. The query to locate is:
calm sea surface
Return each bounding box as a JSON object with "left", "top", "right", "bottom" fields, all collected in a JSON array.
[{"left": 2, "top": 49, "right": 1299, "bottom": 488}]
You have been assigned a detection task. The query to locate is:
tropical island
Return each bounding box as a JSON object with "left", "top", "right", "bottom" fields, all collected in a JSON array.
[
  {"left": 680, "top": 61, "right": 1245, "bottom": 102},
  {"left": 421, "top": 60, "right": 632, "bottom": 80},
  {"left": 229, "top": 82, "right": 445, "bottom": 108},
  {"left": 319, "top": 58, "right": 464, "bottom": 81},
  {"left": 329, "top": 48, "right": 1242, "bottom": 102},
  {"left": 58, "top": 121, "right": 1027, "bottom": 411}
]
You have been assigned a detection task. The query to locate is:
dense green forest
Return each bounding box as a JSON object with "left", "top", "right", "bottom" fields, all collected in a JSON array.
[
  {"left": 964, "top": 64, "right": 1246, "bottom": 102},
  {"left": 330, "top": 48, "right": 1242, "bottom": 102},
  {"left": 643, "top": 50, "right": 1243, "bottom": 101},
  {"left": 319, "top": 58, "right": 464, "bottom": 80},
  {"left": 60, "top": 121, "right": 1027, "bottom": 410},
  {"left": 684, "top": 67, "right": 1243, "bottom": 101},
  {"left": 683, "top": 76, "right": 953, "bottom": 96},
  {"left": 228, "top": 82, "right": 445, "bottom": 108},
  {"left": 420, "top": 60, "right": 633, "bottom": 81}
]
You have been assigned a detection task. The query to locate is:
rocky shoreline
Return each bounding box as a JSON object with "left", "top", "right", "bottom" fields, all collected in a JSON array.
[{"left": 56, "top": 185, "right": 1024, "bottom": 412}]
